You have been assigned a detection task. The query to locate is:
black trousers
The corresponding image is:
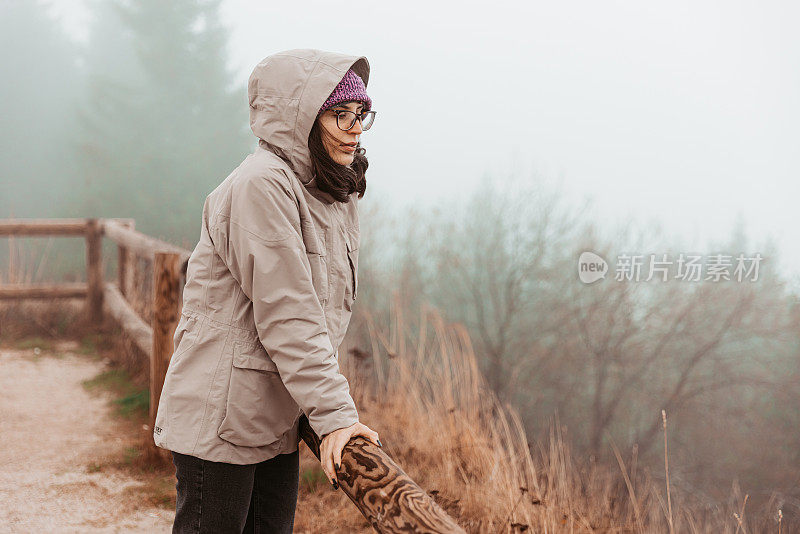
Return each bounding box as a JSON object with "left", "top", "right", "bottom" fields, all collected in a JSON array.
[{"left": 171, "top": 448, "right": 300, "bottom": 533}]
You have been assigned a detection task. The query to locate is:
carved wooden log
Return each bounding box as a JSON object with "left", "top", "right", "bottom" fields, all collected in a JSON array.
[
  {"left": 150, "top": 252, "right": 181, "bottom": 443},
  {"left": 298, "top": 415, "right": 466, "bottom": 533}
]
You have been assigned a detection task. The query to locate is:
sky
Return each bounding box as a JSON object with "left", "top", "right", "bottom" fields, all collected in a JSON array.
[{"left": 46, "top": 0, "right": 800, "bottom": 284}]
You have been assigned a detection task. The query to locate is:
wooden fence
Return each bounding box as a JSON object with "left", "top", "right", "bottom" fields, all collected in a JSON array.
[{"left": 0, "top": 217, "right": 465, "bottom": 534}]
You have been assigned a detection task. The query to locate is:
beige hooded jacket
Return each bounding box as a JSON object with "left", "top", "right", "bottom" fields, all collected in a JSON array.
[{"left": 153, "top": 49, "right": 368, "bottom": 464}]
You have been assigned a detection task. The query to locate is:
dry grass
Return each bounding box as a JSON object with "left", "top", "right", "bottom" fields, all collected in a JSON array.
[
  {"left": 1, "top": 233, "right": 792, "bottom": 533},
  {"left": 330, "top": 292, "right": 792, "bottom": 533}
]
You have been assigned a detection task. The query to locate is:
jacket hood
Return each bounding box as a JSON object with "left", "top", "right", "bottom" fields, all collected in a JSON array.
[{"left": 248, "top": 49, "right": 371, "bottom": 187}]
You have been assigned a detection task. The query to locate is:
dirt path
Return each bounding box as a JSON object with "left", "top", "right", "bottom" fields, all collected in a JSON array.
[{"left": 0, "top": 343, "right": 175, "bottom": 533}]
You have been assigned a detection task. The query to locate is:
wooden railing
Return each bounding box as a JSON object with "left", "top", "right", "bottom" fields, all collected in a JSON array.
[
  {"left": 0, "top": 217, "right": 190, "bottom": 441},
  {"left": 0, "top": 217, "right": 465, "bottom": 533}
]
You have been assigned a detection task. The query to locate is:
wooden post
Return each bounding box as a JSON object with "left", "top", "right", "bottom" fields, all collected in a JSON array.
[
  {"left": 117, "top": 220, "right": 135, "bottom": 297},
  {"left": 150, "top": 252, "right": 181, "bottom": 437},
  {"left": 85, "top": 218, "right": 103, "bottom": 325},
  {"left": 133, "top": 256, "right": 141, "bottom": 312},
  {"left": 299, "top": 416, "right": 466, "bottom": 533}
]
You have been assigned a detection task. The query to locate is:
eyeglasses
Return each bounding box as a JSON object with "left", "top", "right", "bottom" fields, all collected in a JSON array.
[{"left": 331, "top": 109, "right": 376, "bottom": 131}]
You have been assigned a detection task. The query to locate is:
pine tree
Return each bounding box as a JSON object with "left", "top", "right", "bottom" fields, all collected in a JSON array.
[
  {"left": 0, "top": 0, "right": 83, "bottom": 218},
  {"left": 64, "top": 0, "right": 252, "bottom": 247}
]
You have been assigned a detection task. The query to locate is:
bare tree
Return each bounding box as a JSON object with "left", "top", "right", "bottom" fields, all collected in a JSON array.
[{"left": 420, "top": 173, "right": 587, "bottom": 405}]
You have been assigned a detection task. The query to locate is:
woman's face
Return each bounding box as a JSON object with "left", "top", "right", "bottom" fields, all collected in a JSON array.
[{"left": 318, "top": 101, "right": 365, "bottom": 166}]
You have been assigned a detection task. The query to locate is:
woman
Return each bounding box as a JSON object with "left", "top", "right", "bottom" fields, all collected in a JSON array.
[{"left": 153, "top": 49, "right": 381, "bottom": 533}]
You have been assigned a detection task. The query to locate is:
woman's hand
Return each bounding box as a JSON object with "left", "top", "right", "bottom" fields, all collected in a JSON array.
[{"left": 320, "top": 421, "right": 381, "bottom": 489}]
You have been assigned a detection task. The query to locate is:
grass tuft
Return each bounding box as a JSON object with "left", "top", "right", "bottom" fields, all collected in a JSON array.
[
  {"left": 82, "top": 368, "right": 149, "bottom": 420},
  {"left": 301, "top": 466, "right": 330, "bottom": 494}
]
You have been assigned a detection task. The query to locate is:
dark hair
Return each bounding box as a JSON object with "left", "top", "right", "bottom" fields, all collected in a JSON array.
[{"left": 307, "top": 115, "right": 368, "bottom": 203}]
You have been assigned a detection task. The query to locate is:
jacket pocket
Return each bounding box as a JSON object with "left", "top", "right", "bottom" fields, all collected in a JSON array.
[
  {"left": 216, "top": 341, "right": 300, "bottom": 448},
  {"left": 305, "top": 228, "right": 329, "bottom": 306},
  {"left": 306, "top": 251, "right": 329, "bottom": 306},
  {"left": 344, "top": 228, "right": 359, "bottom": 310},
  {"left": 172, "top": 311, "right": 201, "bottom": 359}
]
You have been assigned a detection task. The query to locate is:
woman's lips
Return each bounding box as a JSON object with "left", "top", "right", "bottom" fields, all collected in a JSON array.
[{"left": 340, "top": 144, "right": 356, "bottom": 153}]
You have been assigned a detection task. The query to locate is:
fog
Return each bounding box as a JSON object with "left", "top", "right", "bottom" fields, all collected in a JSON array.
[
  {"left": 44, "top": 0, "right": 800, "bottom": 283},
  {"left": 3, "top": 1, "right": 800, "bottom": 526}
]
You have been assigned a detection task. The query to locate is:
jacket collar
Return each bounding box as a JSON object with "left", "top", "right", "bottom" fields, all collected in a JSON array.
[{"left": 302, "top": 174, "right": 337, "bottom": 205}]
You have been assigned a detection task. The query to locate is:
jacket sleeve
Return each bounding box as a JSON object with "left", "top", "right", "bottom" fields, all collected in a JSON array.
[{"left": 213, "top": 171, "right": 359, "bottom": 440}]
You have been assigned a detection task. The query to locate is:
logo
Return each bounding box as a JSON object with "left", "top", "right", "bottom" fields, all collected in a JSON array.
[
  {"left": 578, "top": 251, "right": 608, "bottom": 284},
  {"left": 154, "top": 426, "right": 163, "bottom": 435},
  {"left": 578, "top": 251, "right": 763, "bottom": 284}
]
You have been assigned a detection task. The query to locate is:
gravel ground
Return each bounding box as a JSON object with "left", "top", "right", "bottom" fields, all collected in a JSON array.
[{"left": 0, "top": 343, "right": 175, "bottom": 533}]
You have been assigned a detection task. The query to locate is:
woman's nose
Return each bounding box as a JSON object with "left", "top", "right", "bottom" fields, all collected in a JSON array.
[{"left": 350, "top": 117, "right": 364, "bottom": 134}]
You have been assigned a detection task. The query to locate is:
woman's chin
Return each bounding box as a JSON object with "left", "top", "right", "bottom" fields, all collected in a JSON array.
[{"left": 335, "top": 154, "right": 355, "bottom": 166}]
